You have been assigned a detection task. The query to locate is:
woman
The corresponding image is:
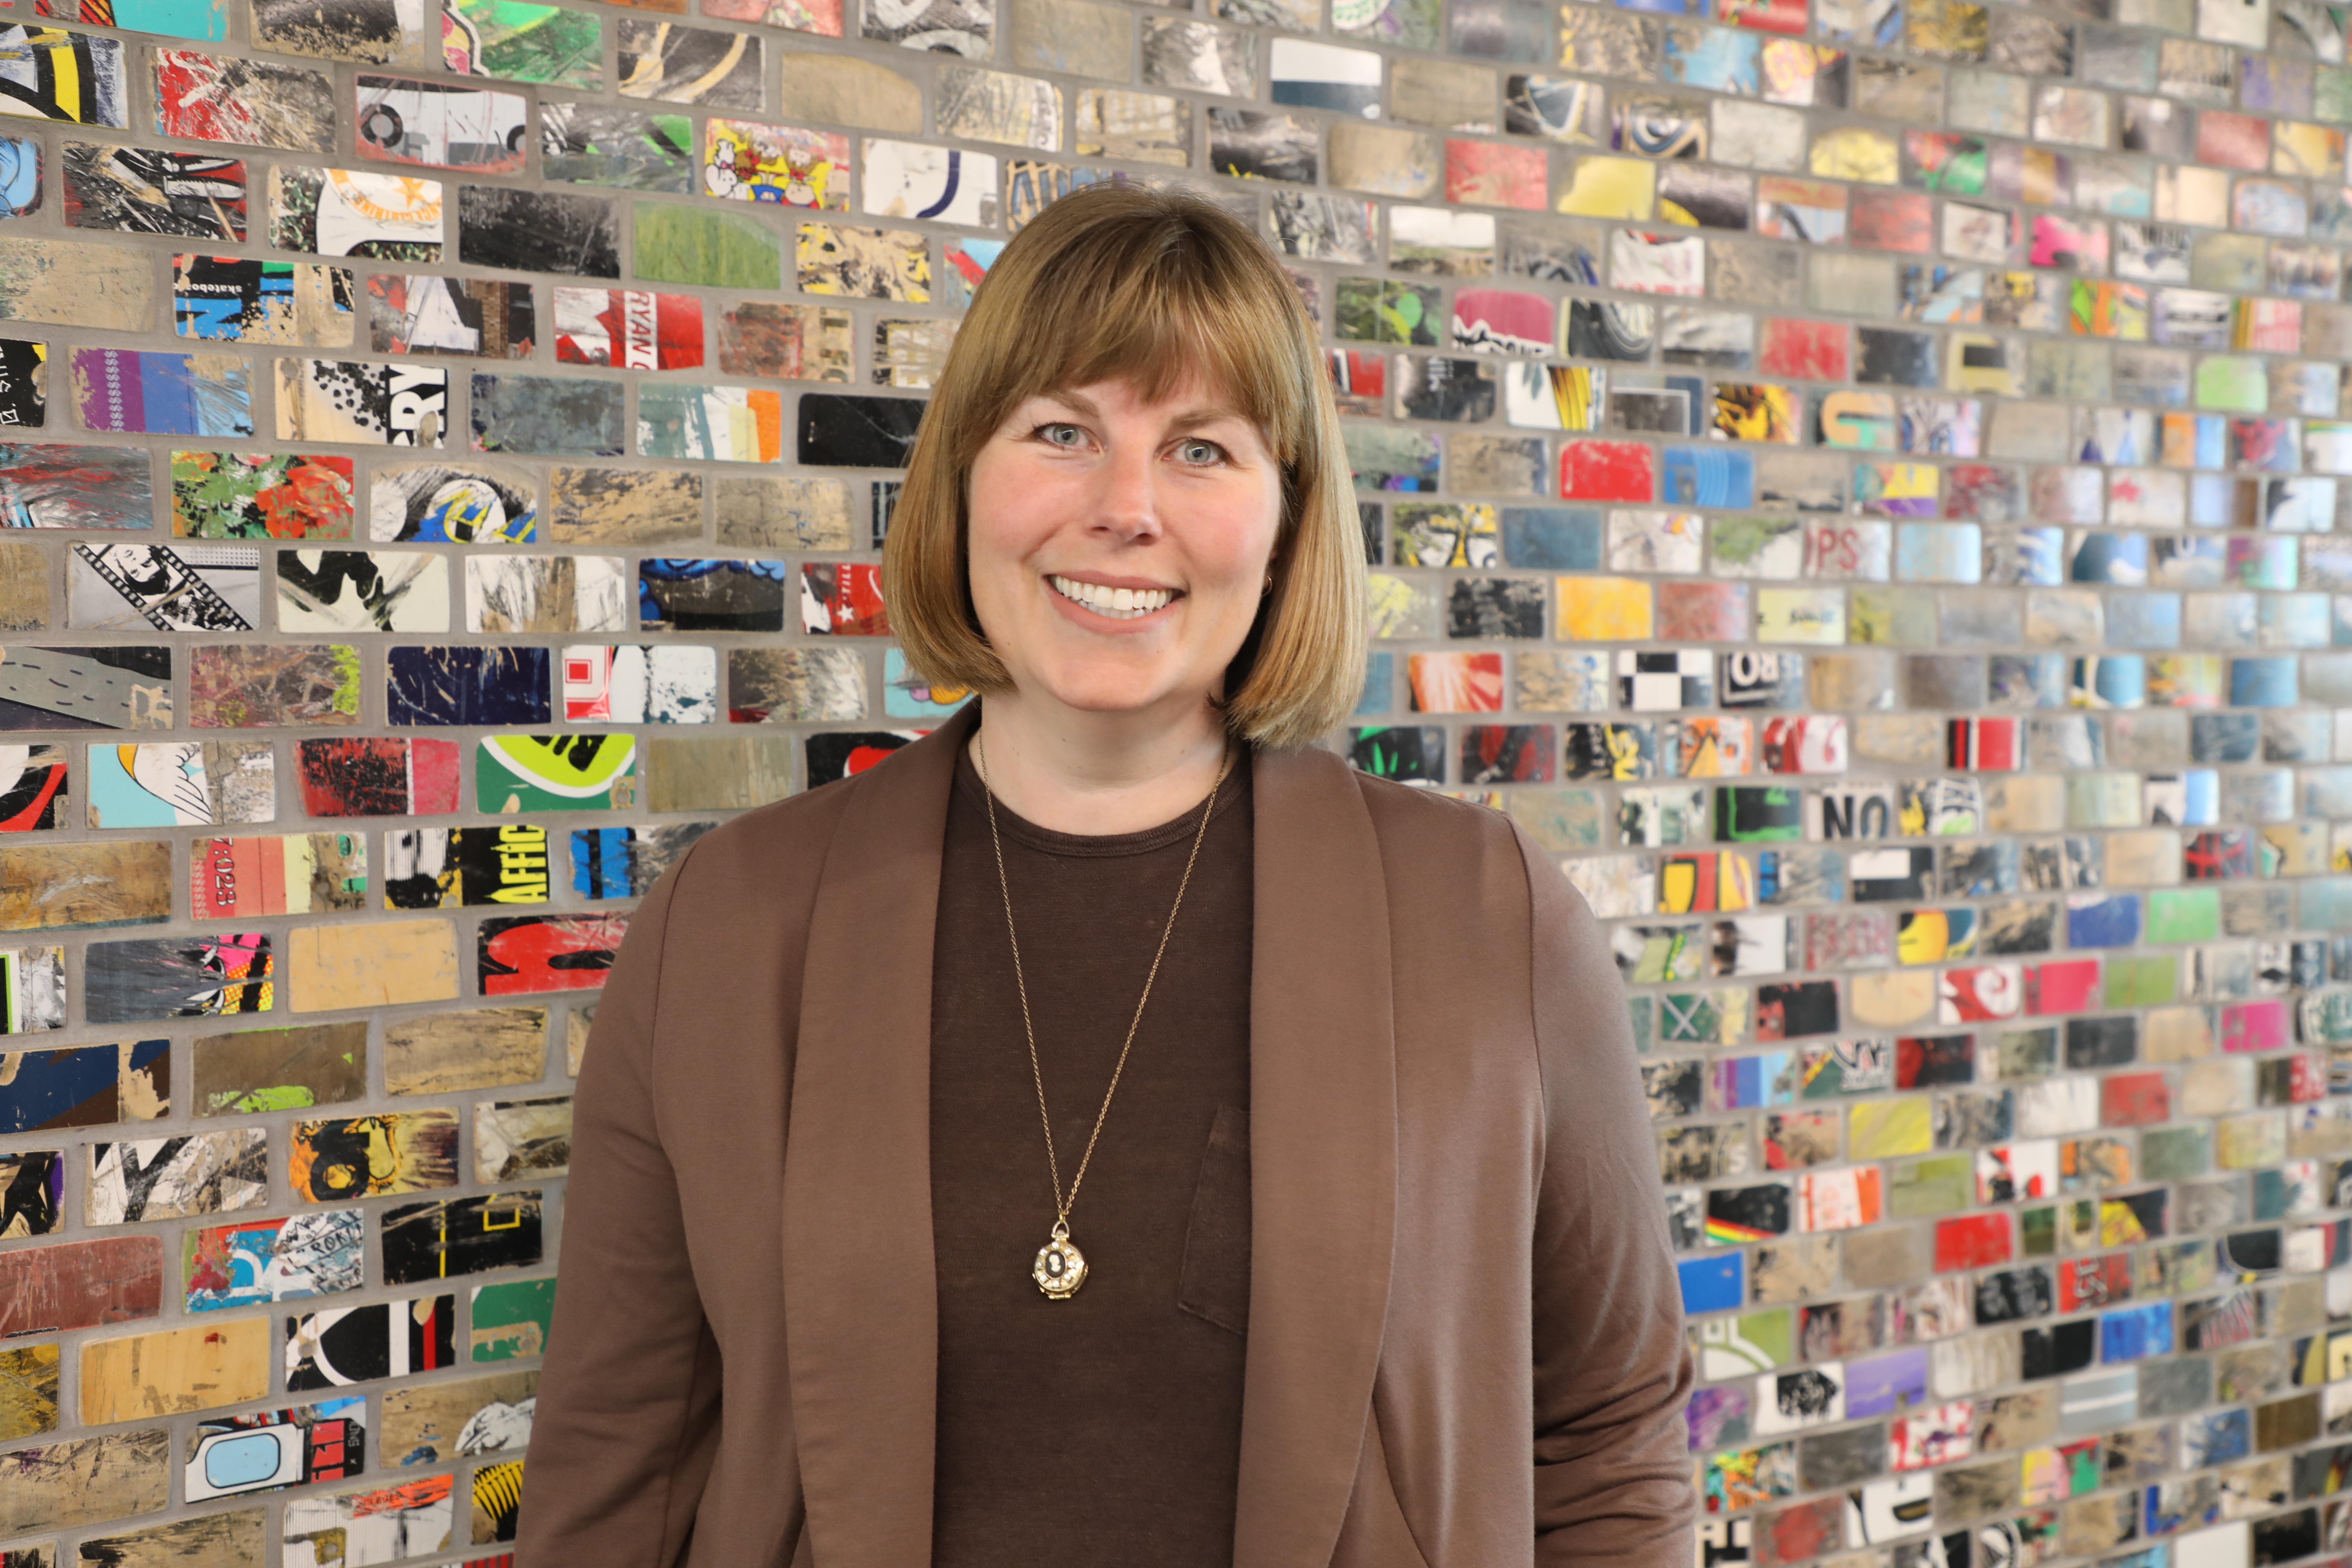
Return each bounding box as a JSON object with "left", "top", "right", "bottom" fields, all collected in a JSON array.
[{"left": 519, "top": 183, "right": 1693, "bottom": 1568}]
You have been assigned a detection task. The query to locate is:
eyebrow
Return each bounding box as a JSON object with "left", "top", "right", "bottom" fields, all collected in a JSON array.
[{"left": 1039, "top": 390, "right": 1248, "bottom": 428}]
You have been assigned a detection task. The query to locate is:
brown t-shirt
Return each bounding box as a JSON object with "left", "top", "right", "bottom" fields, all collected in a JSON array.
[{"left": 929, "top": 742, "right": 1253, "bottom": 1567}]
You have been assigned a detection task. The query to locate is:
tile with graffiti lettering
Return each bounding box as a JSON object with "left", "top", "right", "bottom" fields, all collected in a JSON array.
[
  {"left": 190, "top": 834, "right": 368, "bottom": 919},
  {"left": 367, "top": 275, "right": 533, "bottom": 358},
  {"left": 174, "top": 255, "right": 355, "bottom": 346},
  {"left": 381, "top": 826, "right": 550, "bottom": 909},
  {"left": 275, "top": 358, "right": 447, "bottom": 446},
  {"left": 799, "top": 561, "right": 891, "bottom": 635},
  {"left": 552, "top": 287, "right": 699, "bottom": 369},
  {"left": 184, "top": 1210, "right": 364, "bottom": 1311}
]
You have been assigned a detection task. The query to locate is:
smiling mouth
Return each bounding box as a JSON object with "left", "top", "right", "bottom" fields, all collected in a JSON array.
[{"left": 1049, "top": 574, "right": 1180, "bottom": 619}]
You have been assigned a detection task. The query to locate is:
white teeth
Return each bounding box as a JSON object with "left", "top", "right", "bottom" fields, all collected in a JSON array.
[{"left": 1050, "top": 575, "right": 1176, "bottom": 619}]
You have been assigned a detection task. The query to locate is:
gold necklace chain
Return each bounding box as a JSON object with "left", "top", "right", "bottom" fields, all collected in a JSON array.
[{"left": 975, "top": 728, "right": 1234, "bottom": 1299}]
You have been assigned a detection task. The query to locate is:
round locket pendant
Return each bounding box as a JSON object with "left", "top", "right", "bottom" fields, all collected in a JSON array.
[{"left": 1033, "top": 1225, "right": 1087, "bottom": 1300}]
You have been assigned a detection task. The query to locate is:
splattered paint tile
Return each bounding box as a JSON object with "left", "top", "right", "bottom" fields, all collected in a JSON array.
[
  {"left": 188, "top": 644, "right": 360, "bottom": 727},
  {"left": 0, "top": 444, "right": 146, "bottom": 527},
  {"left": 293, "top": 736, "right": 462, "bottom": 817},
  {"left": 153, "top": 50, "right": 335, "bottom": 151},
  {"left": 63, "top": 142, "right": 242, "bottom": 238}
]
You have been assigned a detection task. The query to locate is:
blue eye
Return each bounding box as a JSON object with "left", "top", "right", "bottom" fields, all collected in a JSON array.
[
  {"left": 1037, "top": 423, "right": 1084, "bottom": 446},
  {"left": 1178, "top": 439, "right": 1224, "bottom": 464}
]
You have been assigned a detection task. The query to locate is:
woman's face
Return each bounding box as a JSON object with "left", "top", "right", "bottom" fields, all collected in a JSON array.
[{"left": 965, "top": 373, "right": 1283, "bottom": 724}]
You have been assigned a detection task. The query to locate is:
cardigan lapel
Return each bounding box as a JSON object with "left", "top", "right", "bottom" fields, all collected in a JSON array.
[
  {"left": 783, "top": 704, "right": 975, "bottom": 1568},
  {"left": 1233, "top": 743, "right": 1399, "bottom": 1568}
]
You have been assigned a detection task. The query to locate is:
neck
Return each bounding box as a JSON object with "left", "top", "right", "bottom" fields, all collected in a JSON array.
[{"left": 969, "top": 691, "right": 1231, "bottom": 836}]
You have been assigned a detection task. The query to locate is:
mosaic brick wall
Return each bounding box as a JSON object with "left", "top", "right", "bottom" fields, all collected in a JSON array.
[{"left": 5, "top": 0, "right": 2352, "bottom": 1555}]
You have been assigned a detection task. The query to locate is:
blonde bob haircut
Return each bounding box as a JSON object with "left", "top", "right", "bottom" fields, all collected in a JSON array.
[{"left": 882, "top": 182, "right": 1367, "bottom": 750}]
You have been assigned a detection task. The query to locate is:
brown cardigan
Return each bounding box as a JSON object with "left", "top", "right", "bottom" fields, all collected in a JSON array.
[{"left": 517, "top": 705, "right": 1696, "bottom": 1568}]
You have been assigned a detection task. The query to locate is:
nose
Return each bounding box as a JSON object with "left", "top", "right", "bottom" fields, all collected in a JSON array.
[{"left": 1090, "top": 433, "right": 1163, "bottom": 544}]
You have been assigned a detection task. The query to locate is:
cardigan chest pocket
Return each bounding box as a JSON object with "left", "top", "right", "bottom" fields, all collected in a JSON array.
[{"left": 1177, "top": 1102, "right": 1251, "bottom": 1336}]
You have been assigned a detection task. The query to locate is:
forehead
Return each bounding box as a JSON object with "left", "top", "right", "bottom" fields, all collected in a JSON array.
[{"left": 1018, "top": 372, "right": 1253, "bottom": 423}]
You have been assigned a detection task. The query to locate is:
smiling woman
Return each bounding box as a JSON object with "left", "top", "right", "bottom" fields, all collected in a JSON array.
[{"left": 519, "top": 184, "right": 1693, "bottom": 1568}]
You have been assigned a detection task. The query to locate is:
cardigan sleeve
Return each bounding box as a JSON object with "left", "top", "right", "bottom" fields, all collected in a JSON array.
[
  {"left": 1517, "top": 826, "right": 1698, "bottom": 1568},
  {"left": 515, "top": 845, "right": 725, "bottom": 1568}
]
